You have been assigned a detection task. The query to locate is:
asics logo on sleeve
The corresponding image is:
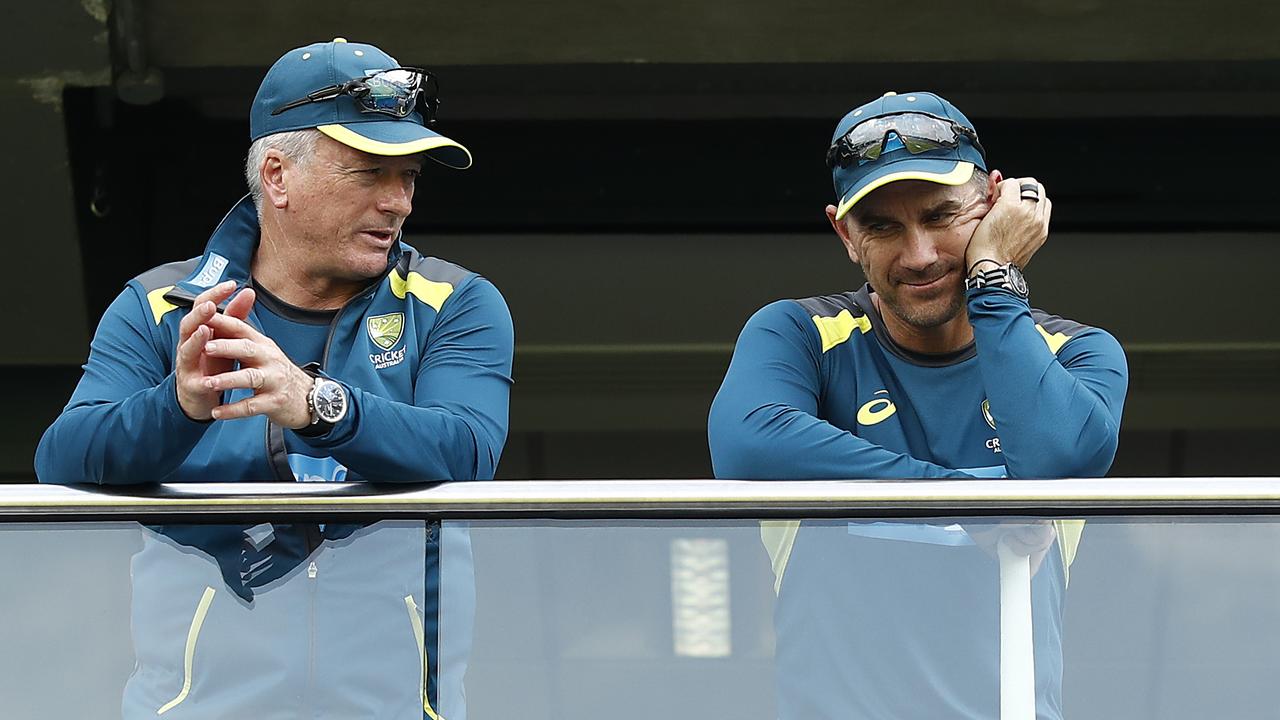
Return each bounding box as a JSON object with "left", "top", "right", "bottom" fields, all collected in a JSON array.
[{"left": 857, "top": 390, "right": 897, "bottom": 426}]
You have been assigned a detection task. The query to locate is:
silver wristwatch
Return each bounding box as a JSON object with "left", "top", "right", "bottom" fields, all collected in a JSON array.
[
  {"left": 965, "top": 261, "right": 1029, "bottom": 300},
  {"left": 305, "top": 375, "right": 349, "bottom": 432}
]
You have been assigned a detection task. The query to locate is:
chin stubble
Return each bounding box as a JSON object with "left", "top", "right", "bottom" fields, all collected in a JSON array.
[{"left": 879, "top": 283, "right": 966, "bottom": 330}]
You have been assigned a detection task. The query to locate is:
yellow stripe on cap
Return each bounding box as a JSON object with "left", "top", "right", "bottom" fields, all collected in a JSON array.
[
  {"left": 389, "top": 269, "right": 454, "bottom": 311},
  {"left": 835, "top": 161, "right": 975, "bottom": 220},
  {"left": 317, "top": 124, "right": 474, "bottom": 168}
]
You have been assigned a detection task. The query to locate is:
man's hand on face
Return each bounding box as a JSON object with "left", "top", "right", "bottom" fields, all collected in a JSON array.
[
  {"left": 200, "top": 309, "right": 317, "bottom": 430},
  {"left": 965, "top": 520, "right": 1058, "bottom": 577},
  {"left": 964, "top": 175, "right": 1052, "bottom": 271},
  {"left": 175, "top": 281, "right": 255, "bottom": 421}
]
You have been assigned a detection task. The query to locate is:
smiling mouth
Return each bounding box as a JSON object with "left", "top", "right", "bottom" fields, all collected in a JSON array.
[
  {"left": 360, "top": 229, "right": 395, "bottom": 244},
  {"left": 902, "top": 273, "right": 948, "bottom": 289}
]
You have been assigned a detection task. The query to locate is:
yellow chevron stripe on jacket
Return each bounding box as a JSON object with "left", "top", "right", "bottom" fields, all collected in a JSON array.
[
  {"left": 812, "top": 310, "right": 873, "bottom": 353},
  {"left": 389, "top": 269, "right": 454, "bottom": 311},
  {"left": 147, "top": 286, "right": 180, "bottom": 325},
  {"left": 1035, "top": 325, "right": 1072, "bottom": 355}
]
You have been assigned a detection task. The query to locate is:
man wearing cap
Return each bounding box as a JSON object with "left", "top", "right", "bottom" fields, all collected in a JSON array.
[
  {"left": 37, "top": 39, "right": 509, "bottom": 718},
  {"left": 709, "top": 92, "right": 1127, "bottom": 719}
]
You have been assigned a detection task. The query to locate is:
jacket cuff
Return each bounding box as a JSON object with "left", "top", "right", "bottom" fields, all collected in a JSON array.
[
  {"left": 163, "top": 372, "right": 216, "bottom": 429},
  {"left": 294, "top": 382, "right": 359, "bottom": 448}
]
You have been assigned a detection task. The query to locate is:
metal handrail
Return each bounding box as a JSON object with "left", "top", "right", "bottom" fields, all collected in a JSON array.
[{"left": 1, "top": 478, "right": 1278, "bottom": 521}]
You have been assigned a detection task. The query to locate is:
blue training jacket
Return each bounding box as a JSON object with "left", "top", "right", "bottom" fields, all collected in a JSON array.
[
  {"left": 36, "top": 195, "right": 513, "bottom": 486},
  {"left": 710, "top": 284, "right": 1126, "bottom": 482},
  {"left": 35, "top": 195, "right": 513, "bottom": 719},
  {"left": 709, "top": 283, "right": 1128, "bottom": 720}
]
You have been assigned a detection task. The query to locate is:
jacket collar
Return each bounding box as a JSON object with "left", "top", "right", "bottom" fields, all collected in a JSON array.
[{"left": 165, "top": 194, "right": 407, "bottom": 305}]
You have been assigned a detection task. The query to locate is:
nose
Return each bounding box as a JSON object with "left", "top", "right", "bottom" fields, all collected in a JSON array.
[
  {"left": 377, "top": 177, "right": 414, "bottom": 218},
  {"left": 898, "top": 225, "right": 940, "bottom": 272}
]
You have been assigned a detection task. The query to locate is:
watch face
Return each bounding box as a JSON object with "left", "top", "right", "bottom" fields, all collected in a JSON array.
[
  {"left": 313, "top": 379, "right": 348, "bottom": 424},
  {"left": 1008, "top": 265, "right": 1029, "bottom": 297}
]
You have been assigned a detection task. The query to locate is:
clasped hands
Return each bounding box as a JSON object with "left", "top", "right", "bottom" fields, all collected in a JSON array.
[
  {"left": 175, "top": 280, "right": 314, "bottom": 429},
  {"left": 959, "top": 171, "right": 1054, "bottom": 272}
]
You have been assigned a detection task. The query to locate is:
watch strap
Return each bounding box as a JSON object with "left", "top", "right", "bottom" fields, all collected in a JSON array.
[{"left": 965, "top": 262, "right": 1029, "bottom": 300}]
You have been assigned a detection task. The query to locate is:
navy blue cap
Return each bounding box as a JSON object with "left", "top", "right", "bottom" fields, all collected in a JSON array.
[
  {"left": 250, "top": 38, "right": 471, "bottom": 169},
  {"left": 831, "top": 91, "right": 986, "bottom": 220}
]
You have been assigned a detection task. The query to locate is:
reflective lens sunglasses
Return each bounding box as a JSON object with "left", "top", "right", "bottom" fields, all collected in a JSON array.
[
  {"left": 826, "top": 112, "right": 986, "bottom": 169},
  {"left": 271, "top": 67, "right": 441, "bottom": 124}
]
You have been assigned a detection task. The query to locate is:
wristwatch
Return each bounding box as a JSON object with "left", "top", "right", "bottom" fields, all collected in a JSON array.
[
  {"left": 965, "top": 261, "right": 1030, "bottom": 301},
  {"left": 299, "top": 370, "right": 348, "bottom": 436}
]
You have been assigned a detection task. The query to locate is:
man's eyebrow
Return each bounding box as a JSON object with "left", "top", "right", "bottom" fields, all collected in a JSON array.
[
  {"left": 923, "top": 199, "right": 964, "bottom": 216},
  {"left": 335, "top": 161, "right": 377, "bottom": 173},
  {"left": 853, "top": 210, "right": 895, "bottom": 226}
]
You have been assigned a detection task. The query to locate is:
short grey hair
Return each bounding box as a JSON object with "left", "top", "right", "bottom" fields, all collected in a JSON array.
[
  {"left": 244, "top": 129, "right": 322, "bottom": 213},
  {"left": 966, "top": 167, "right": 990, "bottom": 197}
]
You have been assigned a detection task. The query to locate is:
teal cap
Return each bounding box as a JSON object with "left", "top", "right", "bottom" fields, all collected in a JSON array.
[{"left": 249, "top": 38, "right": 471, "bottom": 169}]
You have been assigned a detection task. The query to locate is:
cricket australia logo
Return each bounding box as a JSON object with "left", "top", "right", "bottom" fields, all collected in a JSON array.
[
  {"left": 367, "top": 312, "right": 407, "bottom": 370},
  {"left": 367, "top": 313, "right": 404, "bottom": 350},
  {"left": 981, "top": 399, "right": 1002, "bottom": 453},
  {"left": 981, "top": 399, "right": 997, "bottom": 430}
]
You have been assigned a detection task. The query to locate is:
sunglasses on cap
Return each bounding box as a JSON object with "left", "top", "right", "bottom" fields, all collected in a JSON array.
[
  {"left": 271, "top": 67, "right": 441, "bottom": 124},
  {"left": 825, "top": 112, "right": 986, "bottom": 169}
]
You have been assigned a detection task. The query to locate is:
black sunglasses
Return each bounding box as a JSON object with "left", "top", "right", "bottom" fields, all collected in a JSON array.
[
  {"left": 826, "top": 112, "right": 985, "bottom": 169},
  {"left": 271, "top": 67, "right": 441, "bottom": 125}
]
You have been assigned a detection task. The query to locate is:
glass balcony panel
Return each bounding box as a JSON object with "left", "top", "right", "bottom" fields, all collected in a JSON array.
[
  {"left": 0, "top": 520, "right": 428, "bottom": 720},
  {"left": 4, "top": 497, "right": 1280, "bottom": 720},
  {"left": 447, "top": 516, "right": 1280, "bottom": 720}
]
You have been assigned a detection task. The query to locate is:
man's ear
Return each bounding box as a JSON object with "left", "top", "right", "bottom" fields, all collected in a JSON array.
[
  {"left": 261, "top": 150, "right": 289, "bottom": 210},
  {"left": 825, "top": 204, "right": 861, "bottom": 264},
  {"left": 986, "top": 168, "right": 1004, "bottom": 202}
]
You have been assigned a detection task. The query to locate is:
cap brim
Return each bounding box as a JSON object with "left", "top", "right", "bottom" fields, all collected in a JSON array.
[
  {"left": 834, "top": 159, "right": 975, "bottom": 220},
  {"left": 317, "top": 122, "right": 473, "bottom": 169}
]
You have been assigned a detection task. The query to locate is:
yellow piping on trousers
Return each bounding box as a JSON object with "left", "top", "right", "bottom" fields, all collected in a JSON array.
[
  {"left": 406, "top": 595, "right": 441, "bottom": 720},
  {"left": 156, "top": 586, "right": 216, "bottom": 715}
]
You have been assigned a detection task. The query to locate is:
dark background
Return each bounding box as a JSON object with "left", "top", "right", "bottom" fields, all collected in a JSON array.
[{"left": 3, "top": 2, "right": 1277, "bottom": 481}]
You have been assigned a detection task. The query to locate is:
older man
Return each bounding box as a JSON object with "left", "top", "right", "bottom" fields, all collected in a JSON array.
[
  {"left": 37, "top": 39, "right": 510, "bottom": 718},
  {"left": 709, "top": 92, "right": 1128, "bottom": 718}
]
